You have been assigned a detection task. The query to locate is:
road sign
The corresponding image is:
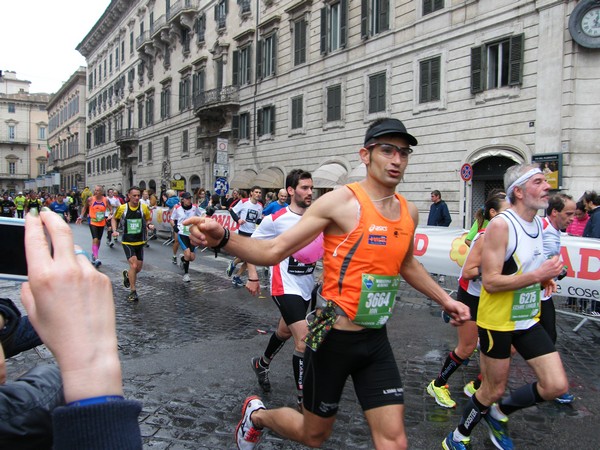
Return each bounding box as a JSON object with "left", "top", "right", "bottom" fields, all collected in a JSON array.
[
  {"left": 214, "top": 177, "right": 229, "bottom": 196},
  {"left": 213, "top": 164, "right": 229, "bottom": 177},
  {"left": 460, "top": 163, "right": 473, "bottom": 182}
]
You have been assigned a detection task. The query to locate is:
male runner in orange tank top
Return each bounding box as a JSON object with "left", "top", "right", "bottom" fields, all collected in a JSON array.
[{"left": 185, "top": 118, "right": 471, "bottom": 450}]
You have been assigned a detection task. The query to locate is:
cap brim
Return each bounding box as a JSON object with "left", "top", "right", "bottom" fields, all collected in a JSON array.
[{"left": 371, "top": 129, "right": 418, "bottom": 146}]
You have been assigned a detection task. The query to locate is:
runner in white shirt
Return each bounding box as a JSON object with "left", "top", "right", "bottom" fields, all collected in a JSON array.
[
  {"left": 226, "top": 186, "right": 263, "bottom": 286},
  {"left": 245, "top": 170, "right": 320, "bottom": 409},
  {"left": 106, "top": 189, "right": 123, "bottom": 248},
  {"left": 170, "top": 192, "right": 205, "bottom": 282}
]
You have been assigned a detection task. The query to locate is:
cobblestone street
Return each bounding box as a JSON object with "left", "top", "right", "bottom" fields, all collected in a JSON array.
[{"left": 4, "top": 225, "right": 600, "bottom": 449}]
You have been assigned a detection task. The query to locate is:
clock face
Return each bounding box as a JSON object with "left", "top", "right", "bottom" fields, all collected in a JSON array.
[{"left": 582, "top": 7, "right": 600, "bottom": 37}]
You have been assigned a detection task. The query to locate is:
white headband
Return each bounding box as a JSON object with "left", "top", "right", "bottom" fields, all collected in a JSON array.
[{"left": 506, "top": 168, "right": 543, "bottom": 203}]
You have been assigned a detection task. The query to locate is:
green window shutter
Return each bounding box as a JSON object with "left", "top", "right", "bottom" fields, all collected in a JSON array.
[
  {"left": 232, "top": 114, "right": 239, "bottom": 139},
  {"left": 257, "top": 108, "right": 263, "bottom": 136},
  {"left": 508, "top": 33, "right": 524, "bottom": 86},
  {"left": 340, "top": 0, "right": 347, "bottom": 48},
  {"left": 423, "top": 0, "right": 432, "bottom": 15},
  {"left": 361, "top": 0, "right": 368, "bottom": 39},
  {"left": 232, "top": 50, "right": 239, "bottom": 86},
  {"left": 271, "top": 35, "right": 277, "bottom": 76},
  {"left": 246, "top": 45, "right": 252, "bottom": 84},
  {"left": 270, "top": 106, "right": 276, "bottom": 134},
  {"left": 419, "top": 60, "right": 429, "bottom": 103},
  {"left": 320, "top": 7, "right": 328, "bottom": 54},
  {"left": 470, "top": 46, "right": 484, "bottom": 94},
  {"left": 256, "top": 40, "right": 263, "bottom": 80},
  {"left": 431, "top": 56, "right": 440, "bottom": 101},
  {"left": 380, "top": 0, "right": 389, "bottom": 32}
]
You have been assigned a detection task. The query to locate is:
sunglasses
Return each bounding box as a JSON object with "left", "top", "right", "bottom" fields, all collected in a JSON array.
[{"left": 366, "top": 143, "right": 413, "bottom": 159}]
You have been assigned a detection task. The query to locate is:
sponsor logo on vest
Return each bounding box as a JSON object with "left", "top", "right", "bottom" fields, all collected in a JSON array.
[{"left": 369, "top": 224, "right": 388, "bottom": 232}]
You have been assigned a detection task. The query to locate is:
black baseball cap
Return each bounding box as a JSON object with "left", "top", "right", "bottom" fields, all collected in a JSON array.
[
  {"left": 181, "top": 192, "right": 192, "bottom": 199},
  {"left": 364, "top": 118, "right": 418, "bottom": 146}
]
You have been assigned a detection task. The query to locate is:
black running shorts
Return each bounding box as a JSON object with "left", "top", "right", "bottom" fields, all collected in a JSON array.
[
  {"left": 123, "top": 243, "right": 144, "bottom": 261},
  {"left": 457, "top": 286, "right": 479, "bottom": 321},
  {"left": 89, "top": 224, "right": 105, "bottom": 241},
  {"left": 303, "top": 326, "right": 404, "bottom": 418},
  {"left": 272, "top": 294, "right": 310, "bottom": 326},
  {"left": 478, "top": 322, "right": 556, "bottom": 360}
]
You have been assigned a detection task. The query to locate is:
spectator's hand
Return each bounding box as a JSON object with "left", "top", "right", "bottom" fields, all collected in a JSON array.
[{"left": 20, "top": 209, "right": 123, "bottom": 403}]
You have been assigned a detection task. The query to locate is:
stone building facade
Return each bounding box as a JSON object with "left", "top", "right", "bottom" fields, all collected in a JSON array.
[
  {"left": 0, "top": 71, "right": 50, "bottom": 194},
  {"left": 77, "top": 0, "right": 599, "bottom": 225},
  {"left": 47, "top": 67, "right": 88, "bottom": 193}
]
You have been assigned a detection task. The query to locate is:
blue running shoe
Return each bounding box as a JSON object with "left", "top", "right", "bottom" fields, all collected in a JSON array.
[
  {"left": 226, "top": 260, "right": 236, "bottom": 277},
  {"left": 555, "top": 392, "right": 575, "bottom": 404},
  {"left": 483, "top": 412, "right": 513, "bottom": 450},
  {"left": 442, "top": 432, "right": 471, "bottom": 450}
]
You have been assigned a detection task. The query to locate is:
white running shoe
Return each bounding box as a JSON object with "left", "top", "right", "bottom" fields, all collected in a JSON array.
[
  {"left": 235, "top": 396, "right": 265, "bottom": 450},
  {"left": 183, "top": 273, "right": 191, "bottom": 282}
]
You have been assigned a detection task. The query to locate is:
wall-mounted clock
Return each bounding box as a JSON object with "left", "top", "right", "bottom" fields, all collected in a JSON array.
[{"left": 569, "top": 0, "right": 600, "bottom": 48}]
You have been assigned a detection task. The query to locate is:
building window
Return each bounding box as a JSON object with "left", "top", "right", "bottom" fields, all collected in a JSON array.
[
  {"left": 196, "top": 126, "right": 203, "bottom": 149},
  {"left": 293, "top": 18, "right": 307, "bottom": 66},
  {"left": 138, "top": 101, "right": 144, "bottom": 128},
  {"left": 121, "top": 40, "right": 125, "bottom": 61},
  {"left": 471, "top": 34, "right": 523, "bottom": 94},
  {"left": 257, "top": 34, "right": 277, "bottom": 79},
  {"left": 321, "top": 0, "right": 347, "bottom": 55},
  {"left": 423, "top": 0, "right": 444, "bottom": 16},
  {"left": 181, "top": 28, "right": 191, "bottom": 54},
  {"left": 179, "top": 78, "right": 191, "bottom": 111},
  {"left": 146, "top": 94, "right": 154, "bottom": 125},
  {"left": 215, "top": 0, "right": 228, "bottom": 29},
  {"left": 38, "top": 126, "right": 46, "bottom": 140},
  {"left": 192, "top": 71, "right": 205, "bottom": 100},
  {"left": 139, "top": 144, "right": 143, "bottom": 162},
  {"left": 238, "top": 0, "right": 251, "bottom": 14},
  {"left": 327, "top": 84, "right": 342, "bottom": 122},
  {"left": 291, "top": 96, "right": 303, "bottom": 130},
  {"left": 361, "top": 0, "right": 389, "bottom": 39},
  {"left": 130, "top": 31, "right": 134, "bottom": 54},
  {"left": 233, "top": 45, "right": 252, "bottom": 86},
  {"left": 163, "top": 136, "right": 169, "bottom": 158},
  {"left": 368, "top": 72, "right": 386, "bottom": 113},
  {"left": 8, "top": 125, "right": 15, "bottom": 140},
  {"left": 9, "top": 162, "right": 16, "bottom": 175},
  {"left": 216, "top": 59, "right": 224, "bottom": 89},
  {"left": 182, "top": 130, "right": 189, "bottom": 155},
  {"left": 195, "top": 14, "right": 206, "bottom": 43},
  {"left": 161, "top": 87, "right": 171, "bottom": 119},
  {"left": 39, "top": 163, "right": 46, "bottom": 175},
  {"left": 8, "top": 103, "right": 15, "bottom": 113},
  {"left": 238, "top": 113, "right": 250, "bottom": 140},
  {"left": 419, "top": 56, "right": 440, "bottom": 103},
  {"left": 147, "top": 142, "right": 153, "bottom": 161},
  {"left": 257, "top": 105, "right": 275, "bottom": 137}
]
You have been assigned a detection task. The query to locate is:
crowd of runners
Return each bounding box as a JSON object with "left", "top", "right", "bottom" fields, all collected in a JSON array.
[{"left": 4, "top": 117, "right": 599, "bottom": 450}]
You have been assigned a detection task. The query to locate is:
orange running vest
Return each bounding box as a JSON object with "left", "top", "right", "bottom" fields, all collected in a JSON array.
[{"left": 320, "top": 183, "right": 415, "bottom": 320}]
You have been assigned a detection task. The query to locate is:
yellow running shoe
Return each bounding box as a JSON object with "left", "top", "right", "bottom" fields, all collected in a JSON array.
[{"left": 427, "top": 380, "right": 456, "bottom": 408}]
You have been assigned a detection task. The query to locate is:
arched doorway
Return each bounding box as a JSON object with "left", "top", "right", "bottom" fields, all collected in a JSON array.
[
  {"left": 463, "top": 144, "right": 528, "bottom": 227},
  {"left": 149, "top": 179, "right": 157, "bottom": 193},
  {"left": 471, "top": 156, "right": 516, "bottom": 219},
  {"left": 139, "top": 180, "right": 147, "bottom": 190}
]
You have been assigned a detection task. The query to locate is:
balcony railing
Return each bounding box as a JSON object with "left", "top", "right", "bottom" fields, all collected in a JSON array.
[
  {"left": 151, "top": 15, "right": 167, "bottom": 37},
  {"left": 115, "top": 128, "right": 139, "bottom": 143},
  {"left": 135, "top": 31, "right": 151, "bottom": 50},
  {"left": 167, "top": 0, "right": 199, "bottom": 21},
  {"left": 193, "top": 86, "right": 239, "bottom": 110}
]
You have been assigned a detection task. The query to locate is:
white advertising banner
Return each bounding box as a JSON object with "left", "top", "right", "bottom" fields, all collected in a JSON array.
[{"left": 151, "top": 208, "right": 599, "bottom": 300}]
